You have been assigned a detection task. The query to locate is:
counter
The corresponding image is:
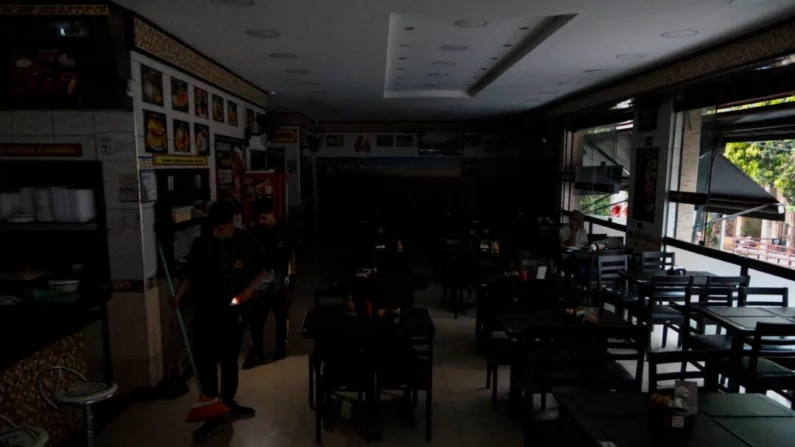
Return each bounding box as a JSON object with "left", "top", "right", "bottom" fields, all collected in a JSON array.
[{"left": 0, "top": 288, "right": 110, "bottom": 445}]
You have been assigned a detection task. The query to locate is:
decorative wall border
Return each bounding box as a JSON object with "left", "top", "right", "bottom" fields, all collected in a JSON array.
[
  {"left": 0, "top": 4, "right": 108, "bottom": 15},
  {"left": 545, "top": 19, "right": 795, "bottom": 118},
  {"left": 133, "top": 17, "right": 267, "bottom": 107}
]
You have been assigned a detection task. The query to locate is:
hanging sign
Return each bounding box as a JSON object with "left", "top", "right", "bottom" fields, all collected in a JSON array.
[{"left": 153, "top": 154, "right": 208, "bottom": 166}]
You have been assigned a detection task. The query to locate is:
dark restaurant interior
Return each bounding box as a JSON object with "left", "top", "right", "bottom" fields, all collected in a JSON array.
[{"left": 3, "top": 1, "right": 795, "bottom": 446}]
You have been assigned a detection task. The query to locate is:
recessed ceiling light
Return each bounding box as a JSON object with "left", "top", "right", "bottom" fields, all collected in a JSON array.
[
  {"left": 464, "top": 83, "right": 473, "bottom": 86},
  {"left": 400, "top": 44, "right": 409, "bottom": 48},
  {"left": 212, "top": 0, "right": 254, "bottom": 6},
  {"left": 524, "top": 99, "right": 539, "bottom": 102},
  {"left": 558, "top": 82, "right": 568, "bottom": 86},
  {"left": 404, "top": 26, "right": 415, "bottom": 31},
  {"left": 298, "top": 81, "right": 319, "bottom": 86},
  {"left": 472, "top": 76, "right": 479, "bottom": 79},
  {"left": 424, "top": 84, "right": 441, "bottom": 88},
  {"left": 245, "top": 29, "right": 279, "bottom": 39},
  {"left": 285, "top": 69, "right": 311, "bottom": 75},
  {"left": 615, "top": 53, "right": 647, "bottom": 60},
  {"left": 433, "top": 61, "right": 457, "bottom": 66},
  {"left": 503, "top": 44, "right": 513, "bottom": 47},
  {"left": 480, "top": 68, "right": 488, "bottom": 71},
  {"left": 397, "top": 68, "right": 404, "bottom": 71},
  {"left": 269, "top": 53, "right": 297, "bottom": 59},
  {"left": 539, "top": 91, "right": 558, "bottom": 95},
  {"left": 395, "top": 76, "right": 404, "bottom": 80},
  {"left": 519, "top": 26, "right": 530, "bottom": 31},
  {"left": 661, "top": 29, "right": 698, "bottom": 38},
  {"left": 427, "top": 73, "right": 449, "bottom": 78},
  {"left": 454, "top": 19, "right": 488, "bottom": 28},
  {"left": 583, "top": 69, "right": 607, "bottom": 74},
  {"left": 441, "top": 45, "right": 468, "bottom": 52},
  {"left": 490, "top": 57, "right": 499, "bottom": 60},
  {"left": 398, "top": 57, "right": 407, "bottom": 60}
]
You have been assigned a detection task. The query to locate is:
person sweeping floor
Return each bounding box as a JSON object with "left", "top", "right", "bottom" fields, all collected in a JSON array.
[{"left": 170, "top": 200, "right": 269, "bottom": 442}]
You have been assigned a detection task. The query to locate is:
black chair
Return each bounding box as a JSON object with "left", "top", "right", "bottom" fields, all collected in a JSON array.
[
  {"left": 638, "top": 276, "right": 694, "bottom": 350},
  {"left": 716, "top": 322, "right": 795, "bottom": 406},
  {"left": 509, "top": 323, "right": 646, "bottom": 410},
  {"left": 648, "top": 350, "right": 722, "bottom": 391},
  {"left": 314, "top": 320, "right": 376, "bottom": 444},
  {"left": 374, "top": 331, "right": 434, "bottom": 441},
  {"left": 739, "top": 287, "right": 788, "bottom": 307},
  {"left": 680, "top": 286, "right": 735, "bottom": 352},
  {"left": 595, "top": 254, "right": 636, "bottom": 318},
  {"left": 638, "top": 251, "right": 675, "bottom": 271},
  {"left": 309, "top": 290, "right": 352, "bottom": 410}
]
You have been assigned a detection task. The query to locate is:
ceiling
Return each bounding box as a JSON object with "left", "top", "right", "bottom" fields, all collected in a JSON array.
[{"left": 114, "top": 0, "right": 795, "bottom": 122}]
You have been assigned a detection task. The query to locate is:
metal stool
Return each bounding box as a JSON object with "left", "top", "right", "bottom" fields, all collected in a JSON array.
[
  {"left": 36, "top": 366, "right": 117, "bottom": 447},
  {"left": 0, "top": 414, "right": 49, "bottom": 447}
]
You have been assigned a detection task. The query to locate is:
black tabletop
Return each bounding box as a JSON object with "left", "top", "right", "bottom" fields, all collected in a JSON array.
[
  {"left": 618, "top": 269, "right": 716, "bottom": 284},
  {"left": 498, "top": 308, "right": 631, "bottom": 338},
  {"left": 555, "top": 392, "right": 795, "bottom": 447},
  {"left": 696, "top": 307, "right": 795, "bottom": 335},
  {"left": 300, "top": 307, "right": 436, "bottom": 339},
  {"left": 328, "top": 270, "right": 429, "bottom": 291}
]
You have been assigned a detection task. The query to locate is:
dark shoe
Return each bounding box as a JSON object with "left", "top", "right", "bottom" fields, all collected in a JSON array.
[
  {"left": 224, "top": 401, "right": 256, "bottom": 419},
  {"left": 242, "top": 352, "right": 265, "bottom": 370},
  {"left": 193, "top": 417, "right": 226, "bottom": 443}
]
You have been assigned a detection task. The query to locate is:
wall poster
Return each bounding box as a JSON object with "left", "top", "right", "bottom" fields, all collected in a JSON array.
[
  {"left": 143, "top": 110, "right": 167, "bottom": 153},
  {"left": 194, "top": 123, "right": 210, "bottom": 156},
  {"left": 632, "top": 146, "right": 660, "bottom": 224},
  {"left": 140, "top": 65, "right": 163, "bottom": 106},
  {"left": 212, "top": 94, "right": 224, "bottom": 123},
  {"left": 215, "top": 135, "right": 246, "bottom": 208},
  {"left": 228, "top": 100, "right": 238, "bottom": 127},
  {"left": 171, "top": 77, "right": 189, "bottom": 113},
  {"left": 194, "top": 86, "right": 208, "bottom": 119},
  {"left": 173, "top": 119, "right": 190, "bottom": 153}
]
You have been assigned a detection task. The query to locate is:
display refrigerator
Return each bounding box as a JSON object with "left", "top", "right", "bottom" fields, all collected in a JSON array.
[{"left": 242, "top": 172, "right": 288, "bottom": 227}]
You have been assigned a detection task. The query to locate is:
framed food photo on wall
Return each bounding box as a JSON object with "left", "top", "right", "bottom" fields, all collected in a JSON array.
[
  {"left": 212, "top": 94, "right": 225, "bottom": 123},
  {"left": 143, "top": 110, "right": 168, "bottom": 153},
  {"left": 632, "top": 146, "right": 660, "bottom": 223},
  {"left": 194, "top": 123, "right": 210, "bottom": 156},
  {"left": 140, "top": 65, "right": 164, "bottom": 106},
  {"left": 228, "top": 100, "right": 239, "bottom": 127},
  {"left": 173, "top": 119, "right": 191, "bottom": 153},
  {"left": 194, "top": 86, "right": 209, "bottom": 119},
  {"left": 171, "top": 77, "right": 189, "bottom": 113}
]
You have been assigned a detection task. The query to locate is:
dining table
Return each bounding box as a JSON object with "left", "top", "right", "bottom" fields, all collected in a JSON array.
[
  {"left": 695, "top": 306, "right": 795, "bottom": 390},
  {"left": 555, "top": 391, "right": 795, "bottom": 447},
  {"left": 618, "top": 268, "right": 716, "bottom": 286},
  {"left": 497, "top": 307, "right": 633, "bottom": 339}
]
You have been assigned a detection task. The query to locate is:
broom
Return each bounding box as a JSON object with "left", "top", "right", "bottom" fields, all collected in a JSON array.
[{"left": 158, "top": 243, "right": 230, "bottom": 422}]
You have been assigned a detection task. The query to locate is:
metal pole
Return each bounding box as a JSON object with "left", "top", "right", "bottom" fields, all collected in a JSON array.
[{"left": 720, "top": 217, "right": 726, "bottom": 252}]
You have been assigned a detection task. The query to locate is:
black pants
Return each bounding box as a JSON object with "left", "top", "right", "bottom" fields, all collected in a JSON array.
[
  {"left": 193, "top": 313, "right": 245, "bottom": 402},
  {"left": 246, "top": 289, "right": 288, "bottom": 357}
]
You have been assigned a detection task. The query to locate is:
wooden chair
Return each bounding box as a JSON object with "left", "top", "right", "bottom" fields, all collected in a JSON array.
[
  {"left": 639, "top": 251, "right": 675, "bottom": 271},
  {"left": 648, "top": 350, "right": 722, "bottom": 391},
  {"left": 638, "top": 276, "right": 694, "bottom": 350}
]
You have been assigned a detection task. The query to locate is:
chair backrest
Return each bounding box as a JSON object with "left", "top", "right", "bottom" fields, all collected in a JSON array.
[
  {"left": 648, "top": 350, "right": 723, "bottom": 392},
  {"left": 739, "top": 287, "right": 789, "bottom": 307},
  {"left": 705, "top": 275, "right": 750, "bottom": 288},
  {"left": 314, "top": 290, "right": 350, "bottom": 309},
  {"left": 748, "top": 323, "right": 795, "bottom": 374},
  {"left": 596, "top": 254, "right": 628, "bottom": 291},
  {"left": 641, "top": 276, "right": 694, "bottom": 316},
  {"left": 639, "top": 251, "right": 675, "bottom": 271},
  {"left": 522, "top": 324, "right": 646, "bottom": 391},
  {"left": 588, "top": 233, "right": 608, "bottom": 243}
]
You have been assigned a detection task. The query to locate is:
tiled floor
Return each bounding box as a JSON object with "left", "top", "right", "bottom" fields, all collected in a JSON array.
[{"left": 96, "top": 246, "right": 791, "bottom": 446}]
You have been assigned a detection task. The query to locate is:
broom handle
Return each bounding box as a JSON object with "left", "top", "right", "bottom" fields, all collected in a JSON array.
[{"left": 158, "top": 243, "right": 204, "bottom": 397}]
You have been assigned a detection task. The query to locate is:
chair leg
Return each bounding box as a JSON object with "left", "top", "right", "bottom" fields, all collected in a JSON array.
[
  {"left": 308, "top": 356, "right": 315, "bottom": 410},
  {"left": 426, "top": 388, "right": 433, "bottom": 442},
  {"left": 86, "top": 405, "right": 95, "bottom": 447},
  {"left": 315, "top": 387, "right": 323, "bottom": 444},
  {"left": 491, "top": 363, "right": 499, "bottom": 409},
  {"left": 662, "top": 325, "right": 668, "bottom": 348},
  {"left": 486, "top": 356, "right": 492, "bottom": 389}
]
